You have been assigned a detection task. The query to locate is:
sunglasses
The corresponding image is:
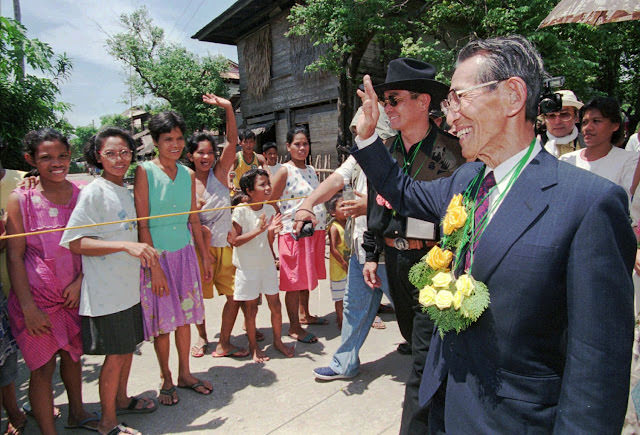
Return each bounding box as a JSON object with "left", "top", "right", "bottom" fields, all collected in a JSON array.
[{"left": 380, "top": 93, "right": 418, "bottom": 107}]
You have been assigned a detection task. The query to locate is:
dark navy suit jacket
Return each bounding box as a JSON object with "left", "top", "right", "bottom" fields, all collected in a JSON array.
[{"left": 353, "top": 138, "right": 635, "bottom": 434}]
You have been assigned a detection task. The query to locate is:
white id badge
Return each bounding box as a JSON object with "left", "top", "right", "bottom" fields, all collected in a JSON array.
[{"left": 406, "top": 217, "right": 435, "bottom": 240}]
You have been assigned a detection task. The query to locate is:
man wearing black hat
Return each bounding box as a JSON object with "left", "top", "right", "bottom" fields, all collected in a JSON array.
[{"left": 364, "top": 58, "right": 464, "bottom": 433}]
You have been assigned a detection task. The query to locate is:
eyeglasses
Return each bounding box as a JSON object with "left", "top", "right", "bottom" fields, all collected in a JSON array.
[
  {"left": 544, "top": 111, "right": 574, "bottom": 122},
  {"left": 100, "top": 149, "right": 133, "bottom": 160},
  {"left": 441, "top": 79, "right": 504, "bottom": 114},
  {"left": 380, "top": 93, "right": 418, "bottom": 108}
]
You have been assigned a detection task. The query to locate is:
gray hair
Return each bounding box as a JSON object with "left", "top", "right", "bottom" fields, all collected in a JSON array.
[{"left": 457, "top": 35, "right": 546, "bottom": 123}]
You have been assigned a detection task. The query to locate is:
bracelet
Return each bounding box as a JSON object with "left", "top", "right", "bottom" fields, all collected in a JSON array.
[{"left": 295, "top": 208, "right": 316, "bottom": 216}]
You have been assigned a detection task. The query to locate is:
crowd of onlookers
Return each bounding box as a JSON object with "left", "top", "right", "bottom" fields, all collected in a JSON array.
[{"left": 2, "top": 66, "right": 640, "bottom": 434}]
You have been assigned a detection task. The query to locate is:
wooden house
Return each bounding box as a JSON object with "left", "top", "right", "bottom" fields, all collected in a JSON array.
[{"left": 192, "top": 0, "right": 390, "bottom": 167}]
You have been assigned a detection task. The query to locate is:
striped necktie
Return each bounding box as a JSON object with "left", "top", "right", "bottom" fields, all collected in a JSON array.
[{"left": 464, "top": 171, "right": 496, "bottom": 270}]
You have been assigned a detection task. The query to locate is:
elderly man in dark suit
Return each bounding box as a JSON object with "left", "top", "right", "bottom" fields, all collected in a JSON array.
[{"left": 352, "top": 35, "right": 635, "bottom": 434}]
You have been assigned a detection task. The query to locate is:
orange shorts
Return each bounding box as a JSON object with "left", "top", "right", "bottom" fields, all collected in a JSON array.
[{"left": 196, "top": 246, "right": 236, "bottom": 298}]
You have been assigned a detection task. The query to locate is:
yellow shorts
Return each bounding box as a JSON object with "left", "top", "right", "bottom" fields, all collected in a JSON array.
[{"left": 196, "top": 246, "right": 236, "bottom": 298}]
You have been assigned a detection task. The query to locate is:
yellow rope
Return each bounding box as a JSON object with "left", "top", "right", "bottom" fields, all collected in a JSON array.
[{"left": 0, "top": 196, "right": 308, "bottom": 240}]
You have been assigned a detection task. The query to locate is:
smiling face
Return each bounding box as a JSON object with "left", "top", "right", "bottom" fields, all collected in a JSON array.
[
  {"left": 286, "top": 132, "right": 310, "bottom": 164},
  {"left": 247, "top": 173, "right": 272, "bottom": 202},
  {"left": 240, "top": 137, "right": 256, "bottom": 155},
  {"left": 382, "top": 90, "right": 426, "bottom": 133},
  {"left": 581, "top": 108, "right": 619, "bottom": 150},
  {"left": 544, "top": 107, "right": 578, "bottom": 138},
  {"left": 97, "top": 136, "right": 132, "bottom": 184},
  {"left": 263, "top": 147, "right": 278, "bottom": 166},
  {"left": 188, "top": 140, "right": 215, "bottom": 173},
  {"left": 25, "top": 139, "right": 71, "bottom": 183},
  {"left": 446, "top": 55, "right": 507, "bottom": 162},
  {"left": 155, "top": 127, "right": 185, "bottom": 161}
]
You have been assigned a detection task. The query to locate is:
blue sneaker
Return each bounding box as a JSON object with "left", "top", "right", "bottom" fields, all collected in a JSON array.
[{"left": 313, "top": 366, "right": 356, "bottom": 381}]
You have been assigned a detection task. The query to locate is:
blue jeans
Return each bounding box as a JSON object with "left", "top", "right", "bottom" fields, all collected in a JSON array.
[{"left": 330, "top": 254, "right": 391, "bottom": 376}]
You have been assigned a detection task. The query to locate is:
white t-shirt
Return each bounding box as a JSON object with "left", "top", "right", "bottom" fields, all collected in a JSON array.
[
  {"left": 334, "top": 156, "right": 369, "bottom": 264},
  {"left": 560, "top": 146, "right": 638, "bottom": 194},
  {"left": 268, "top": 163, "right": 282, "bottom": 178},
  {"left": 560, "top": 146, "right": 640, "bottom": 224},
  {"left": 231, "top": 204, "right": 277, "bottom": 270},
  {"left": 627, "top": 133, "right": 640, "bottom": 153},
  {"left": 60, "top": 177, "right": 141, "bottom": 317}
]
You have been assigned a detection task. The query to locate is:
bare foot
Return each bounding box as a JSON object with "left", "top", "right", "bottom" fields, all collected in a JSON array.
[
  {"left": 177, "top": 374, "right": 213, "bottom": 395},
  {"left": 274, "top": 340, "right": 295, "bottom": 358},
  {"left": 252, "top": 348, "right": 270, "bottom": 363}
]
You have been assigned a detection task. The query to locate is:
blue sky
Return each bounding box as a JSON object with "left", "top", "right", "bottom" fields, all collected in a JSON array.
[{"left": 0, "top": 0, "right": 238, "bottom": 127}]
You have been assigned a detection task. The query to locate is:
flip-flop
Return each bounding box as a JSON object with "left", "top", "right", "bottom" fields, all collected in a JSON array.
[
  {"left": 300, "top": 317, "right": 329, "bottom": 325},
  {"left": 177, "top": 381, "right": 212, "bottom": 395},
  {"left": 211, "top": 347, "right": 249, "bottom": 358},
  {"left": 22, "top": 403, "right": 61, "bottom": 419},
  {"left": 158, "top": 386, "right": 179, "bottom": 406},
  {"left": 116, "top": 397, "right": 158, "bottom": 415},
  {"left": 293, "top": 332, "right": 317, "bottom": 343},
  {"left": 5, "top": 420, "right": 26, "bottom": 435},
  {"left": 190, "top": 343, "right": 208, "bottom": 358},
  {"left": 371, "top": 316, "right": 386, "bottom": 329},
  {"left": 64, "top": 412, "right": 101, "bottom": 431},
  {"left": 106, "top": 423, "right": 140, "bottom": 435}
]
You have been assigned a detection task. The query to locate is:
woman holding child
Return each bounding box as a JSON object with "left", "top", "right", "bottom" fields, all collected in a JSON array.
[{"left": 271, "top": 126, "right": 327, "bottom": 343}]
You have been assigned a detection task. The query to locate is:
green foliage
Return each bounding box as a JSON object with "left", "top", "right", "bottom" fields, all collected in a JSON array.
[
  {"left": 0, "top": 17, "right": 72, "bottom": 170},
  {"left": 425, "top": 305, "right": 474, "bottom": 337},
  {"left": 99, "top": 113, "right": 131, "bottom": 131},
  {"left": 71, "top": 125, "right": 98, "bottom": 160},
  {"left": 408, "top": 259, "right": 436, "bottom": 289},
  {"left": 460, "top": 280, "right": 490, "bottom": 322},
  {"left": 423, "top": 281, "right": 490, "bottom": 338},
  {"left": 402, "top": 0, "right": 640, "bottom": 131},
  {"left": 106, "top": 7, "right": 229, "bottom": 134},
  {"left": 287, "top": 0, "right": 407, "bottom": 75},
  {"left": 286, "top": 0, "right": 412, "bottom": 151}
]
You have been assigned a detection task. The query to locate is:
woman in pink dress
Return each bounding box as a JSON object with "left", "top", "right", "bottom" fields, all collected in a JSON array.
[{"left": 6, "top": 129, "right": 98, "bottom": 434}]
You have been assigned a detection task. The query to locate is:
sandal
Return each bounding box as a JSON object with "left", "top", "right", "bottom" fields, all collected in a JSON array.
[
  {"left": 371, "top": 316, "right": 386, "bottom": 329},
  {"left": 5, "top": 420, "right": 26, "bottom": 435},
  {"left": 158, "top": 386, "right": 179, "bottom": 406},
  {"left": 190, "top": 342, "right": 208, "bottom": 358},
  {"left": 177, "top": 381, "right": 212, "bottom": 396},
  {"left": 116, "top": 396, "right": 157, "bottom": 415},
  {"left": 105, "top": 423, "right": 140, "bottom": 435}
]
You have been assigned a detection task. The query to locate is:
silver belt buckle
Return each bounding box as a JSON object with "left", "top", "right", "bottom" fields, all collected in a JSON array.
[{"left": 393, "top": 237, "right": 409, "bottom": 250}]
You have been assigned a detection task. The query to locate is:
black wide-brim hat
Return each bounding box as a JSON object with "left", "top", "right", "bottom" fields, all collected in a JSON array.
[{"left": 373, "top": 58, "right": 449, "bottom": 104}]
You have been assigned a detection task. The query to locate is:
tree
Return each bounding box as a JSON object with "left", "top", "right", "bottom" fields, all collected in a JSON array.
[
  {"left": 402, "top": 0, "right": 640, "bottom": 135},
  {"left": 70, "top": 125, "right": 98, "bottom": 159},
  {"left": 0, "top": 17, "right": 72, "bottom": 170},
  {"left": 286, "top": 0, "right": 411, "bottom": 157},
  {"left": 99, "top": 113, "right": 131, "bottom": 131},
  {"left": 105, "top": 7, "right": 229, "bottom": 134}
]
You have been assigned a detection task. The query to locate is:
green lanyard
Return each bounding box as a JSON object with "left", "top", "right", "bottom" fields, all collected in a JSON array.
[
  {"left": 449, "top": 138, "right": 536, "bottom": 272},
  {"left": 394, "top": 133, "right": 427, "bottom": 179}
]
